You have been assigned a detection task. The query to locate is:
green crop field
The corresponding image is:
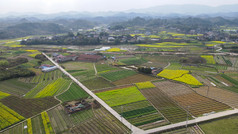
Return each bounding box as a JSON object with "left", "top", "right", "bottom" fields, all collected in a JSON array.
[
  {"left": 0, "top": 102, "right": 25, "bottom": 130},
  {"left": 119, "top": 57, "right": 147, "bottom": 65},
  {"left": 81, "top": 77, "right": 114, "bottom": 90},
  {"left": 0, "top": 91, "right": 10, "bottom": 100},
  {"left": 57, "top": 83, "right": 89, "bottom": 102},
  {"left": 24, "top": 81, "right": 54, "bottom": 98},
  {"left": 201, "top": 55, "right": 216, "bottom": 64},
  {"left": 96, "top": 86, "right": 146, "bottom": 107},
  {"left": 0, "top": 79, "right": 36, "bottom": 96},
  {"left": 200, "top": 115, "right": 238, "bottom": 134},
  {"left": 34, "top": 78, "right": 71, "bottom": 98},
  {"left": 96, "top": 64, "right": 117, "bottom": 73},
  {"left": 100, "top": 70, "right": 137, "bottom": 82}
]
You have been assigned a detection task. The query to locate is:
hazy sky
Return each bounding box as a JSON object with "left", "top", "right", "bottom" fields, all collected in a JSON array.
[{"left": 1, "top": 0, "right": 238, "bottom": 14}]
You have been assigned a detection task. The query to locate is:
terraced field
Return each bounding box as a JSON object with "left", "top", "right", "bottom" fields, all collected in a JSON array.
[
  {"left": 140, "top": 88, "right": 190, "bottom": 123},
  {"left": 112, "top": 74, "right": 157, "bottom": 85},
  {"left": 154, "top": 81, "right": 230, "bottom": 117}
]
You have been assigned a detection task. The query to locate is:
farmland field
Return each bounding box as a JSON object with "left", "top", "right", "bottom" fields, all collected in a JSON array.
[
  {"left": 34, "top": 78, "right": 71, "bottom": 98},
  {"left": 61, "top": 62, "right": 94, "bottom": 71},
  {"left": 157, "top": 69, "right": 202, "bottom": 86},
  {"left": 119, "top": 57, "right": 147, "bottom": 65},
  {"left": 31, "top": 70, "right": 62, "bottom": 83},
  {"left": 31, "top": 115, "right": 45, "bottom": 134},
  {"left": 201, "top": 55, "right": 216, "bottom": 64},
  {"left": 56, "top": 83, "right": 89, "bottom": 102},
  {"left": 140, "top": 87, "right": 190, "bottom": 123},
  {"left": 0, "top": 120, "right": 26, "bottom": 134},
  {"left": 96, "top": 86, "right": 146, "bottom": 107},
  {"left": 154, "top": 81, "right": 230, "bottom": 117},
  {"left": 24, "top": 81, "right": 55, "bottom": 98},
  {"left": 71, "top": 107, "right": 131, "bottom": 134},
  {"left": 0, "top": 102, "right": 25, "bottom": 130},
  {"left": 199, "top": 115, "right": 238, "bottom": 134},
  {"left": 81, "top": 77, "right": 114, "bottom": 90},
  {"left": 100, "top": 70, "right": 137, "bottom": 82},
  {"left": 0, "top": 91, "right": 10, "bottom": 100},
  {"left": 0, "top": 79, "right": 36, "bottom": 96},
  {"left": 95, "top": 64, "right": 117, "bottom": 73},
  {"left": 194, "top": 87, "right": 238, "bottom": 108},
  {"left": 112, "top": 100, "right": 167, "bottom": 129},
  {"left": 135, "top": 81, "right": 156, "bottom": 89},
  {"left": 112, "top": 74, "right": 157, "bottom": 85},
  {"left": 1, "top": 96, "right": 59, "bottom": 118}
]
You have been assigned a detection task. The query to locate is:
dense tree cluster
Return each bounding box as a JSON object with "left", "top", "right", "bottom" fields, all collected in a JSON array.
[
  {"left": 137, "top": 67, "right": 152, "bottom": 74},
  {"left": 0, "top": 67, "right": 35, "bottom": 81}
]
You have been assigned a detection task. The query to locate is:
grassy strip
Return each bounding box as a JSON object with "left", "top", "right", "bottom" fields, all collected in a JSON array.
[{"left": 134, "top": 118, "right": 164, "bottom": 126}]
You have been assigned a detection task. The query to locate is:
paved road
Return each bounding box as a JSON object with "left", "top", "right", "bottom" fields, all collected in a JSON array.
[
  {"left": 42, "top": 53, "right": 145, "bottom": 134},
  {"left": 145, "top": 108, "right": 238, "bottom": 134},
  {"left": 43, "top": 52, "right": 238, "bottom": 134}
]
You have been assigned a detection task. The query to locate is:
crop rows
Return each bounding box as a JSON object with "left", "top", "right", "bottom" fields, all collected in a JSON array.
[
  {"left": 27, "top": 119, "right": 32, "bottom": 134},
  {"left": 0, "top": 103, "right": 24, "bottom": 130},
  {"left": 56, "top": 83, "right": 89, "bottom": 102},
  {"left": 0, "top": 91, "right": 9, "bottom": 100},
  {"left": 112, "top": 100, "right": 165, "bottom": 128},
  {"left": 154, "top": 81, "right": 230, "bottom": 117},
  {"left": 31, "top": 70, "right": 62, "bottom": 83},
  {"left": 0, "top": 121, "right": 27, "bottom": 134},
  {"left": 140, "top": 87, "right": 189, "bottom": 123},
  {"left": 41, "top": 111, "right": 54, "bottom": 134},
  {"left": 201, "top": 55, "right": 216, "bottom": 64},
  {"left": 222, "top": 56, "right": 233, "bottom": 66},
  {"left": 71, "top": 107, "right": 130, "bottom": 134},
  {"left": 34, "top": 78, "right": 71, "bottom": 98},
  {"left": 1, "top": 96, "right": 59, "bottom": 118},
  {"left": 24, "top": 80, "right": 54, "bottom": 98}
]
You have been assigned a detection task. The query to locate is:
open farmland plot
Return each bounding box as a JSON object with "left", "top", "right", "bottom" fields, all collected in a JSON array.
[
  {"left": 119, "top": 57, "right": 147, "bottom": 65},
  {"left": 100, "top": 70, "right": 137, "bottom": 82},
  {"left": 81, "top": 77, "right": 114, "bottom": 90},
  {"left": 56, "top": 83, "right": 89, "bottom": 102},
  {"left": 201, "top": 55, "right": 216, "bottom": 64},
  {"left": 135, "top": 81, "right": 156, "bottom": 89},
  {"left": 157, "top": 69, "right": 202, "bottom": 86},
  {"left": 140, "top": 88, "right": 190, "bottom": 123},
  {"left": 31, "top": 70, "right": 62, "bottom": 83},
  {"left": 61, "top": 61, "right": 94, "bottom": 71},
  {"left": 34, "top": 78, "right": 71, "bottom": 98},
  {"left": 31, "top": 115, "right": 46, "bottom": 134},
  {"left": 0, "top": 91, "right": 10, "bottom": 100},
  {"left": 96, "top": 64, "right": 117, "bottom": 73},
  {"left": 0, "top": 102, "right": 25, "bottom": 131},
  {"left": 1, "top": 96, "right": 59, "bottom": 118},
  {"left": 96, "top": 86, "right": 146, "bottom": 107},
  {"left": 112, "top": 101, "right": 167, "bottom": 129},
  {"left": 0, "top": 121, "right": 26, "bottom": 134},
  {"left": 24, "top": 81, "right": 54, "bottom": 98},
  {"left": 0, "top": 79, "right": 36, "bottom": 96},
  {"left": 154, "top": 81, "right": 230, "bottom": 117},
  {"left": 194, "top": 87, "right": 238, "bottom": 108},
  {"left": 71, "top": 107, "right": 131, "bottom": 134},
  {"left": 112, "top": 74, "right": 157, "bottom": 86}
]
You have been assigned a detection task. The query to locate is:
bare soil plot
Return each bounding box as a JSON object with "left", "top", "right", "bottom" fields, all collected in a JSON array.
[
  {"left": 194, "top": 87, "right": 238, "bottom": 108},
  {"left": 154, "top": 81, "right": 230, "bottom": 117},
  {"left": 112, "top": 74, "right": 157, "bottom": 86}
]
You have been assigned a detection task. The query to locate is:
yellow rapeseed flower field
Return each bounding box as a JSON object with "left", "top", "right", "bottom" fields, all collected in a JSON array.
[{"left": 135, "top": 81, "right": 156, "bottom": 89}]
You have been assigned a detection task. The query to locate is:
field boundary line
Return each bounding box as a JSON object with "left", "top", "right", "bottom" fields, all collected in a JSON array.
[
  {"left": 42, "top": 52, "right": 144, "bottom": 134},
  {"left": 93, "top": 63, "right": 97, "bottom": 76}
]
